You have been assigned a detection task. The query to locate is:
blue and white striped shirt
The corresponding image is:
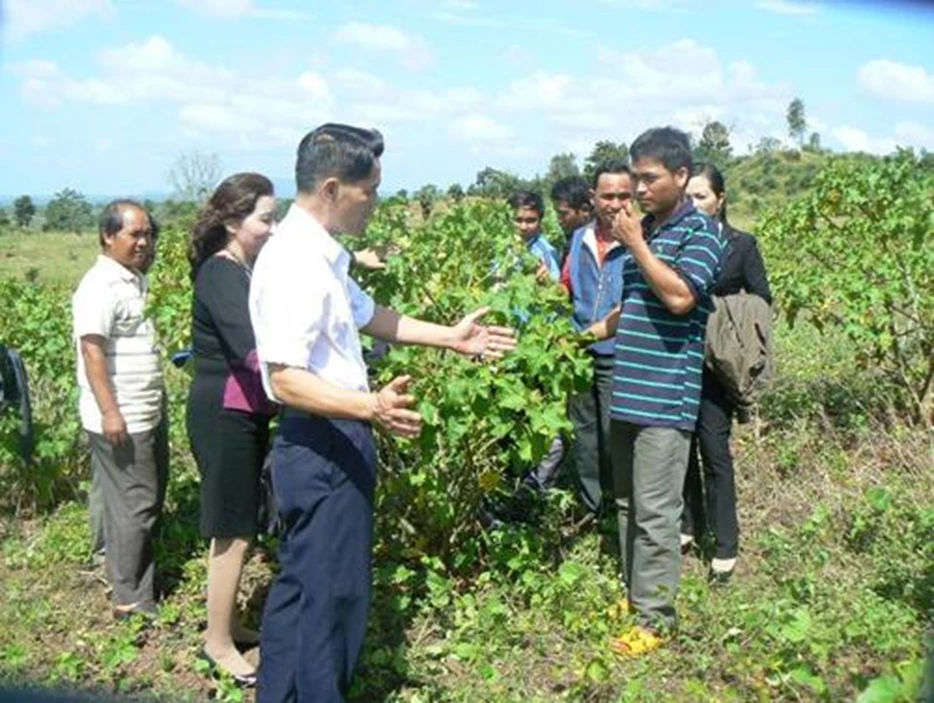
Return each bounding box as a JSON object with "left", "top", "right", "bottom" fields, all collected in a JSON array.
[{"left": 610, "top": 201, "right": 726, "bottom": 430}]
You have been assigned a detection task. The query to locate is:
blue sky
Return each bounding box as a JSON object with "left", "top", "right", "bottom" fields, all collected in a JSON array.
[{"left": 1, "top": 0, "right": 932, "bottom": 198}]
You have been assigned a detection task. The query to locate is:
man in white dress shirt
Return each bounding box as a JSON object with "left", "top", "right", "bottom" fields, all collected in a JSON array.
[{"left": 250, "top": 123, "right": 515, "bottom": 702}]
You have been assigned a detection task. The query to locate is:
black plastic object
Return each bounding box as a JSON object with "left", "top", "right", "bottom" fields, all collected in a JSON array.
[{"left": 0, "top": 344, "right": 34, "bottom": 463}]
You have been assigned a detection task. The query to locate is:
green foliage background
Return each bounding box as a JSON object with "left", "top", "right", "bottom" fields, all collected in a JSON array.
[{"left": 0, "top": 151, "right": 930, "bottom": 702}]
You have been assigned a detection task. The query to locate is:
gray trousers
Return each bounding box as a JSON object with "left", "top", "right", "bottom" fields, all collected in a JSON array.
[
  {"left": 89, "top": 457, "right": 105, "bottom": 562},
  {"left": 523, "top": 436, "right": 567, "bottom": 492},
  {"left": 568, "top": 355, "right": 615, "bottom": 514},
  {"left": 611, "top": 420, "right": 691, "bottom": 631},
  {"left": 87, "top": 418, "right": 168, "bottom": 606}
]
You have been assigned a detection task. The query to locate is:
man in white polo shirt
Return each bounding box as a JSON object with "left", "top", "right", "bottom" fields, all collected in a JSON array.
[
  {"left": 251, "top": 123, "right": 516, "bottom": 702},
  {"left": 72, "top": 200, "right": 167, "bottom": 620}
]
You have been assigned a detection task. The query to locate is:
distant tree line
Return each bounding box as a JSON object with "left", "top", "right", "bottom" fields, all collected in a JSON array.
[
  {"left": 0, "top": 151, "right": 222, "bottom": 235},
  {"left": 408, "top": 98, "right": 834, "bottom": 215},
  {"left": 6, "top": 99, "right": 928, "bottom": 232}
]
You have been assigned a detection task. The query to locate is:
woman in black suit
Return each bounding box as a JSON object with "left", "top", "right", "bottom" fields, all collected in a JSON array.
[{"left": 681, "top": 162, "right": 772, "bottom": 584}]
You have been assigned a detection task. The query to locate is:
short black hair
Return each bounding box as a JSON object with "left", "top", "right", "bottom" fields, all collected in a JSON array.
[
  {"left": 507, "top": 190, "right": 544, "bottom": 217},
  {"left": 98, "top": 200, "right": 159, "bottom": 248},
  {"left": 629, "top": 126, "right": 693, "bottom": 174},
  {"left": 295, "top": 123, "right": 384, "bottom": 194},
  {"left": 591, "top": 159, "right": 631, "bottom": 189},
  {"left": 550, "top": 176, "right": 592, "bottom": 211}
]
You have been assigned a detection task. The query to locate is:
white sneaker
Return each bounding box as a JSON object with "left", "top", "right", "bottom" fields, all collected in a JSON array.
[
  {"left": 711, "top": 557, "right": 737, "bottom": 573},
  {"left": 680, "top": 533, "right": 695, "bottom": 549}
]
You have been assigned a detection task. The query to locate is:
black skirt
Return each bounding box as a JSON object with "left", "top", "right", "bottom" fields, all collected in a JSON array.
[{"left": 187, "top": 374, "right": 271, "bottom": 539}]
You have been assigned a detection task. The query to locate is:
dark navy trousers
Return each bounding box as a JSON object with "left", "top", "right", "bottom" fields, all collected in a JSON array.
[{"left": 257, "top": 413, "right": 377, "bottom": 703}]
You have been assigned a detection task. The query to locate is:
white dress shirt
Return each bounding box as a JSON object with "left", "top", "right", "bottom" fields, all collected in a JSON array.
[{"left": 249, "top": 204, "right": 376, "bottom": 401}]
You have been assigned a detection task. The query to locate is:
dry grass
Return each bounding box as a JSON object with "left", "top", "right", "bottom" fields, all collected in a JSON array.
[{"left": 0, "top": 230, "right": 99, "bottom": 288}]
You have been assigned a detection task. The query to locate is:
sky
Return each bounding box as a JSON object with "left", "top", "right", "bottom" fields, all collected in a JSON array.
[{"left": 0, "top": 0, "right": 932, "bottom": 199}]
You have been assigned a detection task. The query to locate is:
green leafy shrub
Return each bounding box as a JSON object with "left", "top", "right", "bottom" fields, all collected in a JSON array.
[
  {"left": 0, "top": 279, "right": 82, "bottom": 511},
  {"left": 147, "top": 225, "right": 192, "bottom": 358},
  {"left": 758, "top": 150, "right": 934, "bottom": 426},
  {"left": 355, "top": 201, "right": 591, "bottom": 567}
]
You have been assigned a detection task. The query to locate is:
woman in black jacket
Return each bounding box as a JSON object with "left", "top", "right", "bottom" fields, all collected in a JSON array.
[{"left": 681, "top": 163, "right": 772, "bottom": 584}]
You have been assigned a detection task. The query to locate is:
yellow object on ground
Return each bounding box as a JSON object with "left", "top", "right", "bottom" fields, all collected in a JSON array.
[{"left": 610, "top": 625, "right": 665, "bottom": 657}]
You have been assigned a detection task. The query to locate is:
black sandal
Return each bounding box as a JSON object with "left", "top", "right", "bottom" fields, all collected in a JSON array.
[{"left": 198, "top": 648, "right": 257, "bottom": 688}]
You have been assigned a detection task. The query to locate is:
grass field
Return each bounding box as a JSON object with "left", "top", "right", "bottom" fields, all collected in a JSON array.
[{"left": 0, "top": 230, "right": 99, "bottom": 287}]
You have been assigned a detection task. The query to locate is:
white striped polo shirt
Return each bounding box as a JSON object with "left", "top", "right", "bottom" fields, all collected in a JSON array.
[{"left": 72, "top": 255, "right": 164, "bottom": 434}]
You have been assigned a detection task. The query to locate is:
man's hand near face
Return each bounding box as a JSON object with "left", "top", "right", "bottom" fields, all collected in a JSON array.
[{"left": 611, "top": 201, "right": 645, "bottom": 249}]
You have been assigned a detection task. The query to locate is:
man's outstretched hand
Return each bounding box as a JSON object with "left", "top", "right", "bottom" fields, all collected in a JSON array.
[
  {"left": 448, "top": 307, "right": 518, "bottom": 360},
  {"left": 370, "top": 375, "right": 422, "bottom": 438}
]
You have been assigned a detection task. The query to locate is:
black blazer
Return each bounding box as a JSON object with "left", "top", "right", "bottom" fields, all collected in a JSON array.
[{"left": 711, "top": 223, "right": 772, "bottom": 305}]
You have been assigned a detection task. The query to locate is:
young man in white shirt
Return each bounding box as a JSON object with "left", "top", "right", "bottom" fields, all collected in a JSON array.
[
  {"left": 250, "top": 123, "right": 516, "bottom": 702},
  {"left": 72, "top": 200, "right": 167, "bottom": 620}
]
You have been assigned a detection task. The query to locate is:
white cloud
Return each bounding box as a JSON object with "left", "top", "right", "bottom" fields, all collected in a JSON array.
[
  {"left": 755, "top": 0, "right": 821, "bottom": 16},
  {"left": 341, "top": 84, "right": 482, "bottom": 128},
  {"left": 829, "top": 121, "right": 934, "bottom": 154},
  {"left": 179, "top": 104, "right": 251, "bottom": 133},
  {"left": 6, "top": 31, "right": 493, "bottom": 154},
  {"left": 174, "top": 0, "right": 309, "bottom": 20},
  {"left": 250, "top": 7, "right": 311, "bottom": 21},
  {"left": 493, "top": 39, "right": 792, "bottom": 150},
  {"left": 499, "top": 72, "right": 579, "bottom": 111},
  {"left": 3, "top": 0, "right": 113, "bottom": 41},
  {"left": 442, "top": 0, "right": 478, "bottom": 9},
  {"left": 503, "top": 45, "right": 533, "bottom": 65},
  {"left": 432, "top": 0, "right": 505, "bottom": 27},
  {"left": 335, "top": 68, "right": 386, "bottom": 93},
  {"left": 858, "top": 59, "right": 934, "bottom": 104},
  {"left": 334, "top": 22, "right": 411, "bottom": 51},
  {"left": 551, "top": 112, "right": 615, "bottom": 131},
  {"left": 450, "top": 114, "right": 512, "bottom": 141},
  {"left": 894, "top": 121, "right": 934, "bottom": 148},
  {"left": 531, "top": 19, "right": 592, "bottom": 39},
  {"left": 298, "top": 72, "right": 330, "bottom": 101},
  {"left": 433, "top": 11, "right": 504, "bottom": 27},
  {"left": 175, "top": 0, "right": 252, "bottom": 17},
  {"left": 8, "top": 35, "right": 333, "bottom": 148},
  {"left": 100, "top": 35, "right": 190, "bottom": 75},
  {"left": 332, "top": 22, "right": 434, "bottom": 69},
  {"left": 832, "top": 125, "right": 897, "bottom": 154},
  {"left": 8, "top": 59, "right": 60, "bottom": 80},
  {"left": 596, "top": 0, "right": 688, "bottom": 9}
]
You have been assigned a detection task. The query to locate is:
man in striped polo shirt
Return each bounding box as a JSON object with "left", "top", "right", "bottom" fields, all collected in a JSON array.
[
  {"left": 596, "top": 127, "right": 725, "bottom": 653},
  {"left": 73, "top": 200, "right": 167, "bottom": 621}
]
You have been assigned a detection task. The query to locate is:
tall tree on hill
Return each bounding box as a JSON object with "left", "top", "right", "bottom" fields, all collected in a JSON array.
[
  {"left": 806, "top": 132, "right": 822, "bottom": 152},
  {"left": 583, "top": 141, "right": 629, "bottom": 182},
  {"left": 43, "top": 188, "right": 94, "bottom": 234},
  {"left": 695, "top": 120, "right": 733, "bottom": 167},
  {"left": 787, "top": 98, "right": 807, "bottom": 147},
  {"left": 13, "top": 195, "right": 36, "bottom": 229}
]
